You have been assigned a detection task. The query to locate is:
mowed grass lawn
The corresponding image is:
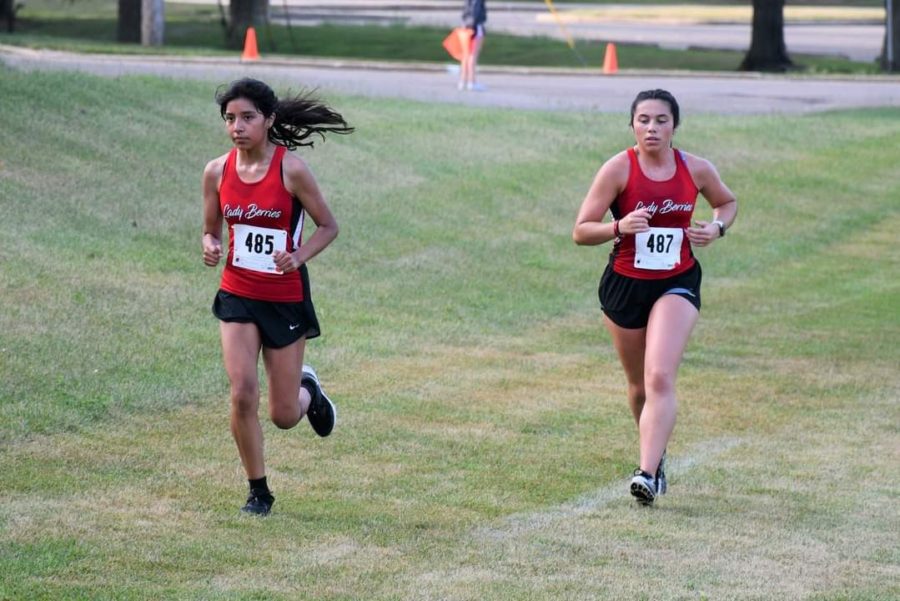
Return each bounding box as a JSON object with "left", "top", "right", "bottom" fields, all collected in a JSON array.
[{"left": 0, "top": 67, "right": 898, "bottom": 600}]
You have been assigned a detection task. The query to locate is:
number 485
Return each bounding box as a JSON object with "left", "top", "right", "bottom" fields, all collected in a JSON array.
[{"left": 244, "top": 232, "right": 275, "bottom": 255}]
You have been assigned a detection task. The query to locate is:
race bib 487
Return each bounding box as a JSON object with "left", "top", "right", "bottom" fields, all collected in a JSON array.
[{"left": 634, "top": 227, "right": 683, "bottom": 271}]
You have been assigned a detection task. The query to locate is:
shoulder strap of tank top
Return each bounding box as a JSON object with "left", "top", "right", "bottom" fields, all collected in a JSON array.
[
  {"left": 626, "top": 147, "right": 638, "bottom": 166},
  {"left": 673, "top": 148, "right": 699, "bottom": 191},
  {"left": 272, "top": 145, "right": 291, "bottom": 194},
  {"left": 265, "top": 145, "right": 285, "bottom": 179},
  {"left": 671, "top": 148, "right": 687, "bottom": 178},
  {"left": 222, "top": 147, "right": 237, "bottom": 181},
  {"left": 626, "top": 147, "right": 640, "bottom": 183}
]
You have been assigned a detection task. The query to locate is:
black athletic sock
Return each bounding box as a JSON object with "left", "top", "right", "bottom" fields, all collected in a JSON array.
[{"left": 249, "top": 476, "right": 269, "bottom": 494}]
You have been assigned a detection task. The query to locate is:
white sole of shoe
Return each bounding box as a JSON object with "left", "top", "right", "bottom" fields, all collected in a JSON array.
[
  {"left": 630, "top": 480, "right": 656, "bottom": 505},
  {"left": 303, "top": 366, "right": 337, "bottom": 436}
]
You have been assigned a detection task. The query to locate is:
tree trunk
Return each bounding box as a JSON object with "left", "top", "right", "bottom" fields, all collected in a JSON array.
[
  {"left": 141, "top": 0, "right": 164, "bottom": 46},
  {"left": 228, "top": 0, "right": 269, "bottom": 49},
  {"left": 1, "top": 0, "right": 15, "bottom": 33},
  {"left": 118, "top": 0, "right": 142, "bottom": 43},
  {"left": 882, "top": 0, "right": 899, "bottom": 72},
  {"left": 740, "top": 0, "right": 794, "bottom": 72}
]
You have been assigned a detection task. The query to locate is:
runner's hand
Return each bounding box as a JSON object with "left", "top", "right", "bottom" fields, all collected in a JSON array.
[
  {"left": 686, "top": 220, "right": 717, "bottom": 247},
  {"left": 620, "top": 208, "right": 652, "bottom": 235},
  {"left": 273, "top": 250, "right": 302, "bottom": 273},
  {"left": 202, "top": 235, "right": 223, "bottom": 266}
]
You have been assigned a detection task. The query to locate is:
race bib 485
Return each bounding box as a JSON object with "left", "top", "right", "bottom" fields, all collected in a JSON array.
[{"left": 232, "top": 224, "right": 287, "bottom": 274}]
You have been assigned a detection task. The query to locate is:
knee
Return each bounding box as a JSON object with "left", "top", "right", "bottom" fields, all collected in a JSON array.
[
  {"left": 230, "top": 382, "right": 259, "bottom": 415},
  {"left": 645, "top": 367, "right": 676, "bottom": 396},
  {"left": 270, "top": 411, "right": 297, "bottom": 430},
  {"left": 269, "top": 395, "right": 301, "bottom": 430},
  {"left": 628, "top": 382, "right": 646, "bottom": 404}
]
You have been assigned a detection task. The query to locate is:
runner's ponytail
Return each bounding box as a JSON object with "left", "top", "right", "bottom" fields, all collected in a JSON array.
[
  {"left": 216, "top": 78, "right": 354, "bottom": 150},
  {"left": 270, "top": 91, "right": 354, "bottom": 149}
]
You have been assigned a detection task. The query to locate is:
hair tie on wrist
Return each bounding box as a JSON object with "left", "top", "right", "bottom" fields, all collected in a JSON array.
[{"left": 613, "top": 220, "right": 621, "bottom": 237}]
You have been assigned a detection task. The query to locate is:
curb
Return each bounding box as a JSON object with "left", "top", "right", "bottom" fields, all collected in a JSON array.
[{"left": 2, "top": 43, "right": 899, "bottom": 83}]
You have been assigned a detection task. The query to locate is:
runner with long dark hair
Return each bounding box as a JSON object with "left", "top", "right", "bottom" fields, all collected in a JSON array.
[{"left": 202, "top": 78, "right": 353, "bottom": 515}]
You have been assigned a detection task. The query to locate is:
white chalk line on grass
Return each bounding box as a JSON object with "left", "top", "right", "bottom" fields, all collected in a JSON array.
[{"left": 475, "top": 435, "right": 744, "bottom": 543}]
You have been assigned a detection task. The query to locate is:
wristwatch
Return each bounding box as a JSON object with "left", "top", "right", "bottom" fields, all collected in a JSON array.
[{"left": 713, "top": 219, "right": 726, "bottom": 238}]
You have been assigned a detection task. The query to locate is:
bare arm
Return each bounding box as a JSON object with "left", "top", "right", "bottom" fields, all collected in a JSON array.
[
  {"left": 684, "top": 154, "right": 737, "bottom": 247},
  {"left": 272, "top": 153, "right": 339, "bottom": 273},
  {"left": 573, "top": 152, "right": 651, "bottom": 245},
  {"left": 201, "top": 157, "right": 226, "bottom": 266}
]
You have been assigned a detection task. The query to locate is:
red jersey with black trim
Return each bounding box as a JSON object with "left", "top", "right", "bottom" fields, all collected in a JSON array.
[
  {"left": 219, "top": 145, "right": 307, "bottom": 302},
  {"left": 609, "top": 147, "right": 699, "bottom": 279}
]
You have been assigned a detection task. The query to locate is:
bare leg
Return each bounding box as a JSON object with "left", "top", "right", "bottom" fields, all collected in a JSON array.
[
  {"left": 220, "top": 321, "right": 265, "bottom": 480},
  {"left": 468, "top": 34, "right": 484, "bottom": 86},
  {"left": 603, "top": 315, "right": 647, "bottom": 425},
  {"left": 458, "top": 29, "right": 473, "bottom": 88},
  {"left": 459, "top": 30, "right": 484, "bottom": 88},
  {"left": 262, "top": 338, "right": 311, "bottom": 429},
  {"left": 639, "top": 294, "right": 698, "bottom": 474}
]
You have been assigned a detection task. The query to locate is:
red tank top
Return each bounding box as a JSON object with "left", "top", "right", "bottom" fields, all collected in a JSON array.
[
  {"left": 219, "top": 145, "right": 306, "bottom": 302},
  {"left": 609, "top": 148, "right": 699, "bottom": 279}
]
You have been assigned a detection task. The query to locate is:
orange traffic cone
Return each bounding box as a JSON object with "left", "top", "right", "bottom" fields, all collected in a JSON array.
[
  {"left": 602, "top": 42, "right": 618, "bottom": 74},
  {"left": 241, "top": 27, "right": 260, "bottom": 62}
]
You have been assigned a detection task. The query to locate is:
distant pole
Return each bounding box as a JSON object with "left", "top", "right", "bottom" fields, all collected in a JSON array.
[
  {"left": 141, "top": 0, "right": 164, "bottom": 46},
  {"left": 888, "top": 0, "right": 895, "bottom": 68}
]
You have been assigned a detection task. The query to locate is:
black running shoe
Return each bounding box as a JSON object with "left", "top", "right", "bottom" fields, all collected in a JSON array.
[
  {"left": 302, "top": 365, "right": 336, "bottom": 437},
  {"left": 630, "top": 469, "right": 657, "bottom": 506},
  {"left": 656, "top": 451, "right": 668, "bottom": 496},
  {"left": 241, "top": 489, "right": 274, "bottom": 516}
]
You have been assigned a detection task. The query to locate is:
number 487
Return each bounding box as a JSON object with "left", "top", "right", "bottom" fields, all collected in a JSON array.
[{"left": 646, "top": 233, "right": 674, "bottom": 254}]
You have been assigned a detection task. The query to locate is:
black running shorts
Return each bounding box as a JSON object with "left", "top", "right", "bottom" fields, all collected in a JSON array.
[
  {"left": 212, "top": 266, "right": 320, "bottom": 348},
  {"left": 598, "top": 261, "right": 702, "bottom": 329}
]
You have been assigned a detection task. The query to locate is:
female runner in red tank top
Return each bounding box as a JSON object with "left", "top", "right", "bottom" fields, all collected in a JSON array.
[
  {"left": 573, "top": 89, "right": 737, "bottom": 506},
  {"left": 201, "top": 78, "right": 353, "bottom": 516}
]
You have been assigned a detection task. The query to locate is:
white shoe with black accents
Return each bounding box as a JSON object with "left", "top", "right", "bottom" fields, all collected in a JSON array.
[
  {"left": 302, "top": 365, "right": 336, "bottom": 437},
  {"left": 656, "top": 451, "right": 668, "bottom": 496},
  {"left": 630, "top": 469, "right": 658, "bottom": 505}
]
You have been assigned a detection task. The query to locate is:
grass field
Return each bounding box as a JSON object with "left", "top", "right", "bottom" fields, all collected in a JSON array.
[
  {"left": 0, "top": 66, "right": 898, "bottom": 600},
  {"left": 0, "top": 0, "right": 883, "bottom": 74}
]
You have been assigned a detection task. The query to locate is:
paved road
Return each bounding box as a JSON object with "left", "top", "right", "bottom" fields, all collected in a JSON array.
[
  {"left": 3, "top": 45, "right": 899, "bottom": 115},
  {"left": 250, "top": 0, "right": 886, "bottom": 63},
  {"left": 173, "top": 0, "right": 885, "bottom": 62}
]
